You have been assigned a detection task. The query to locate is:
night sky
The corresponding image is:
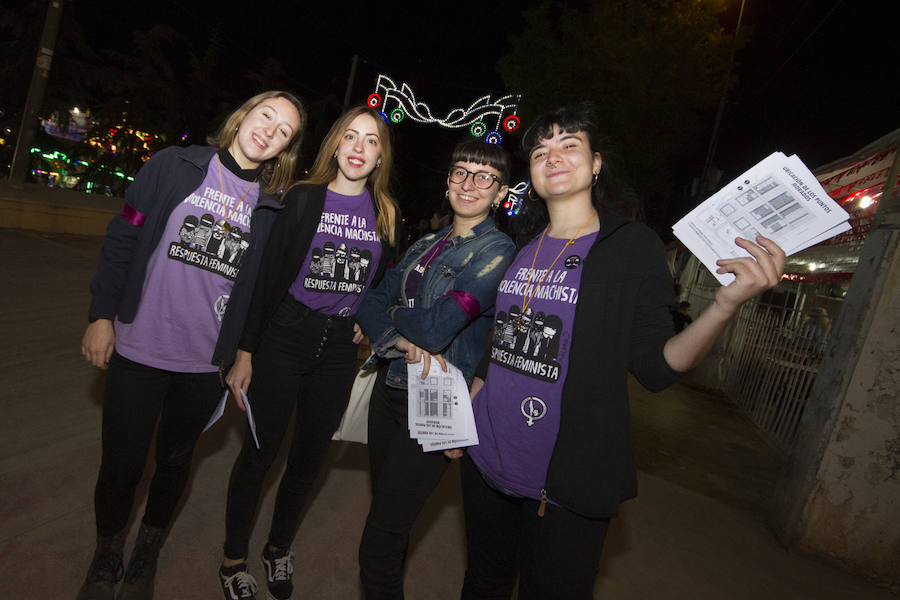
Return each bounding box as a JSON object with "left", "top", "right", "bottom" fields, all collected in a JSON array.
[{"left": 9, "top": 0, "right": 900, "bottom": 226}]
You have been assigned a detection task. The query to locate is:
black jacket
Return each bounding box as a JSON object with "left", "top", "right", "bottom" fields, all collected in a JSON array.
[
  {"left": 478, "top": 212, "right": 679, "bottom": 518},
  {"left": 88, "top": 145, "right": 281, "bottom": 368},
  {"left": 238, "top": 183, "right": 400, "bottom": 354}
]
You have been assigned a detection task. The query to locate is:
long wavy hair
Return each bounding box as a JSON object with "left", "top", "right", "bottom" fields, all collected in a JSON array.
[
  {"left": 517, "top": 103, "right": 643, "bottom": 240},
  {"left": 207, "top": 91, "right": 307, "bottom": 195},
  {"left": 304, "top": 106, "right": 399, "bottom": 246}
]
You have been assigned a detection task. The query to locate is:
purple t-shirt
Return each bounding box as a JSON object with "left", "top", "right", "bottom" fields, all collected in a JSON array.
[
  {"left": 115, "top": 154, "right": 259, "bottom": 372},
  {"left": 288, "top": 188, "right": 381, "bottom": 316},
  {"left": 469, "top": 231, "right": 598, "bottom": 500}
]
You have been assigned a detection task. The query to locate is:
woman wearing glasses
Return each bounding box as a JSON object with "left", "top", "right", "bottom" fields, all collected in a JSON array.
[{"left": 354, "top": 139, "right": 516, "bottom": 599}]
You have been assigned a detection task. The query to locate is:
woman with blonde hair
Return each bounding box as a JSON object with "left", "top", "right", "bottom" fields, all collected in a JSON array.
[
  {"left": 218, "top": 105, "right": 400, "bottom": 600},
  {"left": 78, "top": 90, "right": 306, "bottom": 600}
]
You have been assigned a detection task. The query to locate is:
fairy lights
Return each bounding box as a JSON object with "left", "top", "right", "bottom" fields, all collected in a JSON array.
[
  {"left": 504, "top": 181, "right": 529, "bottom": 216},
  {"left": 368, "top": 74, "right": 522, "bottom": 144}
]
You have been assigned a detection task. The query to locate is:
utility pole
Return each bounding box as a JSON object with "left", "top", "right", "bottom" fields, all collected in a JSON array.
[
  {"left": 697, "top": 0, "right": 746, "bottom": 198},
  {"left": 9, "top": 0, "right": 64, "bottom": 185}
]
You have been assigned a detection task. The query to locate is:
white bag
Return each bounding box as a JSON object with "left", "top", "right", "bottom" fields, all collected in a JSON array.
[{"left": 332, "top": 366, "right": 377, "bottom": 444}]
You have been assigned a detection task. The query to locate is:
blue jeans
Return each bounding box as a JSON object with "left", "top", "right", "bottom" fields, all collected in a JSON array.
[
  {"left": 460, "top": 455, "right": 610, "bottom": 600},
  {"left": 223, "top": 296, "right": 358, "bottom": 559},
  {"left": 94, "top": 352, "right": 222, "bottom": 535},
  {"left": 358, "top": 370, "right": 451, "bottom": 599}
]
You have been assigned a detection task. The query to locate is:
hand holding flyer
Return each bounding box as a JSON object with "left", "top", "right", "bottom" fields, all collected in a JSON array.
[
  {"left": 673, "top": 152, "right": 851, "bottom": 285},
  {"left": 406, "top": 358, "right": 478, "bottom": 451}
]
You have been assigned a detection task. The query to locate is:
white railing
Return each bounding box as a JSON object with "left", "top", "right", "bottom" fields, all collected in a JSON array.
[{"left": 719, "top": 302, "right": 827, "bottom": 451}]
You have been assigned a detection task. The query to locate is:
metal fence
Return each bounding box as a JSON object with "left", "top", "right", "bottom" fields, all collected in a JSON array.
[{"left": 719, "top": 302, "right": 828, "bottom": 451}]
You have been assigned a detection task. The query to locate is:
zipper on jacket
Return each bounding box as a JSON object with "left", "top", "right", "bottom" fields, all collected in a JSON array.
[
  {"left": 218, "top": 361, "right": 226, "bottom": 388},
  {"left": 538, "top": 488, "right": 548, "bottom": 517}
]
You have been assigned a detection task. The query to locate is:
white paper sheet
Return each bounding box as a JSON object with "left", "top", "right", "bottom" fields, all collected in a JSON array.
[
  {"left": 673, "top": 152, "right": 851, "bottom": 285},
  {"left": 407, "top": 358, "right": 478, "bottom": 451},
  {"left": 203, "top": 389, "right": 259, "bottom": 449}
]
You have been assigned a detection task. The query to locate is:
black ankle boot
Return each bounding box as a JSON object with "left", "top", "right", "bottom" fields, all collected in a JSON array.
[
  {"left": 117, "top": 523, "right": 166, "bottom": 600},
  {"left": 77, "top": 531, "right": 125, "bottom": 600}
]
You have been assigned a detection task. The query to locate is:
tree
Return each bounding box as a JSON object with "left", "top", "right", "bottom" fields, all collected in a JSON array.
[{"left": 498, "top": 0, "right": 741, "bottom": 229}]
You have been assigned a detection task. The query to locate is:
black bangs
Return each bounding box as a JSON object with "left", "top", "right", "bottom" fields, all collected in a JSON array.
[
  {"left": 450, "top": 139, "right": 511, "bottom": 184},
  {"left": 521, "top": 104, "right": 598, "bottom": 155}
]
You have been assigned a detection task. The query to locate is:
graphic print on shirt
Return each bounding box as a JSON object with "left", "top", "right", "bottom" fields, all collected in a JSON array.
[
  {"left": 489, "top": 260, "right": 582, "bottom": 383},
  {"left": 303, "top": 211, "right": 376, "bottom": 296},
  {"left": 166, "top": 177, "right": 255, "bottom": 281}
]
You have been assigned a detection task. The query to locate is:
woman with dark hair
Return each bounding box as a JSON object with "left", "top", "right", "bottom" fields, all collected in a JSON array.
[
  {"left": 354, "top": 139, "right": 516, "bottom": 599},
  {"left": 455, "top": 104, "right": 785, "bottom": 599},
  {"left": 78, "top": 91, "right": 306, "bottom": 600},
  {"left": 218, "top": 106, "right": 401, "bottom": 600}
]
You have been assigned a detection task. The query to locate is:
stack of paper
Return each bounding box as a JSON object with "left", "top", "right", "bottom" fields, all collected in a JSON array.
[
  {"left": 407, "top": 359, "right": 478, "bottom": 452},
  {"left": 673, "top": 152, "right": 851, "bottom": 285}
]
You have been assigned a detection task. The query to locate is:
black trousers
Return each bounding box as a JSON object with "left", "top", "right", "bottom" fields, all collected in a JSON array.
[
  {"left": 223, "top": 297, "right": 358, "bottom": 560},
  {"left": 358, "top": 371, "right": 451, "bottom": 599},
  {"left": 94, "top": 352, "right": 222, "bottom": 536},
  {"left": 459, "top": 455, "right": 610, "bottom": 600}
]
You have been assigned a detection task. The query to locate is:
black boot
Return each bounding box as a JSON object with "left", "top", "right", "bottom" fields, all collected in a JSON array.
[
  {"left": 77, "top": 531, "right": 125, "bottom": 600},
  {"left": 117, "top": 523, "right": 166, "bottom": 600}
]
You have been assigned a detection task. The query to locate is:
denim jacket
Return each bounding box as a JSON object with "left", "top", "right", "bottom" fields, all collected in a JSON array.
[{"left": 356, "top": 218, "right": 515, "bottom": 389}]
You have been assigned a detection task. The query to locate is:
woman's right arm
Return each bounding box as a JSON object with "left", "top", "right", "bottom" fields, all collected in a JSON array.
[{"left": 83, "top": 148, "right": 170, "bottom": 367}]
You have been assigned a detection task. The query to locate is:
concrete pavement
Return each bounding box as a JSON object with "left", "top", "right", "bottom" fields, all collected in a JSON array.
[{"left": 1, "top": 227, "right": 895, "bottom": 599}]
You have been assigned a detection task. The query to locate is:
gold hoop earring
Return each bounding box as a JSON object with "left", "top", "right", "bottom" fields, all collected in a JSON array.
[{"left": 592, "top": 172, "right": 599, "bottom": 187}]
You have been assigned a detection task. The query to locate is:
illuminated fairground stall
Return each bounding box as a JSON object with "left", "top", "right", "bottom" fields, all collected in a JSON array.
[
  {"left": 28, "top": 106, "right": 161, "bottom": 196},
  {"left": 674, "top": 128, "right": 900, "bottom": 450}
]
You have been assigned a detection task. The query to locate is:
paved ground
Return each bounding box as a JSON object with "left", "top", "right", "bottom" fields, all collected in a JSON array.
[{"left": 1, "top": 227, "right": 895, "bottom": 598}]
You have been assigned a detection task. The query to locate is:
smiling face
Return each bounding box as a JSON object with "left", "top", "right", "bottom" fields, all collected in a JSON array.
[
  {"left": 334, "top": 113, "right": 382, "bottom": 187},
  {"left": 528, "top": 124, "right": 602, "bottom": 202},
  {"left": 447, "top": 161, "right": 508, "bottom": 224},
  {"left": 229, "top": 97, "right": 300, "bottom": 169}
]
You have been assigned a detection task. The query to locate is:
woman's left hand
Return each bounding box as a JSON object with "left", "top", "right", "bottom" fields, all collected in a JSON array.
[{"left": 714, "top": 235, "right": 786, "bottom": 315}]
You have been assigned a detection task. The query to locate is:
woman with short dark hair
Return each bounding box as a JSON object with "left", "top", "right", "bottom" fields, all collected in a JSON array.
[
  {"left": 354, "top": 139, "right": 516, "bottom": 599},
  {"left": 457, "top": 104, "right": 786, "bottom": 599}
]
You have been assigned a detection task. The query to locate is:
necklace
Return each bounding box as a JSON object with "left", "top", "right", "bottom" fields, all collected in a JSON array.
[
  {"left": 419, "top": 229, "right": 453, "bottom": 273},
  {"left": 520, "top": 211, "right": 596, "bottom": 316},
  {"left": 216, "top": 155, "right": 258, "bottom": 223}
]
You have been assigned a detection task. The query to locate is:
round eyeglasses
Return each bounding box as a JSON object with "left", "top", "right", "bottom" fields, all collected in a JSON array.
[{"left": 448, "top": 167, "right": 500, "bottom": 189}]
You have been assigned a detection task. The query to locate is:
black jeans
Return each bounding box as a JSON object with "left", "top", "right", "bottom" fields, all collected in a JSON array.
[
  {"left": 358, "top": 371, "right": 451, "bottom": 599},
  {"left": 459, "top": 455, "right": 610, "bottom": 600},
  {"left": 94, "top": 352, "right": 222, "bottom": 535},
  {"left": 223, "top": 296, "right": 358, "bottom": 560}
]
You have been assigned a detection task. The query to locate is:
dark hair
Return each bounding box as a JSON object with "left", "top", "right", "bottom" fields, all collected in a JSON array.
[
  {"left": 517, "top": 103, "right": 643, "bottom": 240},
  {"left": 450, "top": 139, "right": 511, "bottom": 184}
]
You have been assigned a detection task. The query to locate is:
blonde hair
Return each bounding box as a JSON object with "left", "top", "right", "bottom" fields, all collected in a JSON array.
[
  {"left": 304, "top": 106, "right": 398, "bottom": 247},
  {"left": 207, "top": 91, "right": 307, "bottom": 195}
]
